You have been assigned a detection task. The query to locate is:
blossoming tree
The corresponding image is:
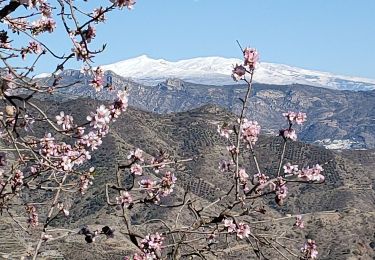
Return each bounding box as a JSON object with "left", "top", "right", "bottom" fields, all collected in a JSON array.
[{"left": 0, "top": 1, "right": 325, "bottom": 259}]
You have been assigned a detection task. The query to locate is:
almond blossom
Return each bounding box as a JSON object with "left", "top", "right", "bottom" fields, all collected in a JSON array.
[
  {"left": 252, "top": 172, "right": 269, "bottom": 185},
  {"left": 20, "top": 41, "right": 43, "bottom": 59},
  {"left": 91, "top": 67, "right": 104, "bottom": 91},
  {"left": 87, "top": 105, "right": 111, "bottom": 129},
  {"left": 140, "top": 232, "right": 164, "bottom": 259},
  {"left": 217, "top": 124, "right": 233, "bottom": 139},
  {"left": 280, "top": 128, "right": 297, "bottom": 141},
  {"left": 298, "top": 164, "right": 325, "bottom": 182},
  {"left": 283, "top": 162, "right": 299, "bottom": 174},
  {"left": 111, "top": 0, "right": 136, "bottom": 9},
  {"left": 241, "top": 119, "right": 261, "bottom": 145},
  {"left": 236, "top": 222, "right": 251, "bottom": 239},
  {"left": 84, "top": 24, "right": 96, "bottom": 43},
  {"left": 130, "top": 163, "right": 143, "bottom": 175},
  {"left": 239, "top": 168, "right": 249, "bottom": 185},
  {"left": 274, "top": 178, "right": 288, "bottom": 205},
  {"left": 301, "top": 239, "right": 318, "bottom": 259},
  {"left": 127, "top": 148, "right": 144, "bottom": 161},
  {"left": 57, "top": 203, "right": 70, "bottom": 217},
  {"left": 26, "top": 205, "right": 39, "bottom": 227},
  {"left": 19, "top": 0, "right": 45, "bottom": 9},
  {"left": 11, "top": 170, "right": 24, "bottom": 191},
  {"left": 283, "top": 111, "right": 307, "bottom": 125},
  {"left": 294, "top": 215, "right": 304, "bottom": 229},
  {"left": 110, "top": 90, "right": 129, "bottom": 120},
  {"left": 232, "top": 64, "right": 246, "bottom": 81},
  {"left": 139, "top": 178, "right": 157, "bottom": 190},
  {"left": 56, "top": 111, "right": 74, "bottom": 131},
  {"left": 159, "top": 171, "right": 177, "bottom": 196},
  {"left": 92, "top": 7, "right": 106, "bottom": 22},
  {"left": 224, "top": 218, "right": 236, "bottom": 233},
  {"left": 243, "top": 47, "right": 259, "bottom": 68},
  {"left": 31, "top": 17, "right": 56, "bottom": 35},
  {"left": 79, "top": 168, "right": 94, "bottom": 194},
  {"left": 116, "top": 191, "right": 133, "bottom": 207}
]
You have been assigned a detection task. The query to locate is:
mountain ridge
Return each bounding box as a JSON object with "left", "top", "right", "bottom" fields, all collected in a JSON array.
[{"left": 96, "top": 55, "right": 375, "bottom": 91}]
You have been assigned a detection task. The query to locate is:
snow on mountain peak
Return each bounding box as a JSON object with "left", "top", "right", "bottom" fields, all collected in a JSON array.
[{"left": 101, "top": 55, "right": 375, "bottom": 90}]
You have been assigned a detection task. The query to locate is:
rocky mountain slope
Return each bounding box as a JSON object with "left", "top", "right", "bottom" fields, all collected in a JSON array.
[
  {"left": 37, "top": 70, "right": 375, "bottom": 149},
  {"left": 0, "top": 100, "right": 374, "bottom": 259}
]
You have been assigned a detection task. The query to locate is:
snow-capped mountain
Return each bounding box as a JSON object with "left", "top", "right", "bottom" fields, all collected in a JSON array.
[{"left": 100, "top": 55, "right": 375, "bottom": 91}]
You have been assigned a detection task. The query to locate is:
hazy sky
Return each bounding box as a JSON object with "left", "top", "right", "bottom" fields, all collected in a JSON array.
[{"left": 11, "top": 0, "right": 375, "bottom": 78}]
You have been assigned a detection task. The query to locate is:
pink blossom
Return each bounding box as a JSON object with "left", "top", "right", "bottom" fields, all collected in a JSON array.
[
  {"left": 283, "top": 111, "right": 307, "bottom": 125},
  {"left": 140, "top": 232, "right": 164, "bottom": 259},
  {"left": 92, "top": 7, "right": 106, "bottom": 22},
  {"left": 226, "top": 145, "right": 238, "bottom": 155},
  {"left": 127, "top": 148, "right": 144, "bottom": 162},
  {"left": 223, "top": 219, "right": 236, "bottom": 233},
  {"left": 274, "top": 178, "right": 288, "bottom": 205},
  {"left": 111, "top": 0, "right": 136, "bottom": 9},
  {"left": 4, "top": 18, "right": 28, "bottom": 33},
  {"left": 57, "top": 203, "right": 70, "bottom": 217},
  {"left": 110, "top": 90, "right": 129, "bottom": 119},
  {"left": 72, "top": 40, "right": 92, "bottom": 61},
  {"left": 22, "top": 114, "right": 35, "bottom": 131},
  {"left": 91, "top": 67, "right": 104, "bottom": 91},
  {"left": 252, "top": 172, "right": 269, "bottom": 185},
  {"left": 280, "top": 128, "right": 297, "bottom": 141},
  {"left": 239, "top": 168, "right": 249, "bottom": 185},
  {"left": 282, "top": 111, "right": 296, "bottom": 122},
  {"left": 275, "top": 183, "right": 288, "bottom": 200},
  {"left": 301, "top": 239, "right": 318, "bottom": 259},
  {"left": 31, "top": 17, "right": 56, "bottom": 35},
  {"left": 61, "top": 156, "right": 73, "bottom": 171},
  {"left": 130, "top": 163, "right": 143, "bottom": 176},
  {"left": 159, "top": 171, "right": 177, "bottom": 196},
  {"left": 11, "top": 170, "right": 24, "bottom": 190},
  {"left": 19, "top": 0, "right": 45, "bottom": 9},
  {"left": 139, "top": 178, "right": 157, "bottom": 190},
  {"left": 80, "top": 131, "right": 103, "bottom": 150},
  {"left": 39, "top": 2, "right": 52, "bottom": 17},
  {"left": 241, "top": 119, "right": 261, "bottom": 145},
  {"left": 84, "top": 24, "right": 96, "bottom": 43},
  {"left": 295, "top": 112, "right": 307, "bottom": 125},
  {"left": 232, "top": 64, "right": 246, "bottom": 81},
  {"left": 56, "top": 111, "right": 74, "bottom": 131},
  {"left": 243, "top": 47, "right": 259, "bottom": 68},
  {"left": 294, "top": 215, "right": 304, "bottom": 229},
  {"left": 39, "top": 133, "right": 57, "bottom": 157},
  {"left": 298, "top": 164, "right": 325, "bottom": 182},
  {"left": 79, "top": 168, "right": 94, "bottom": 194},
  {"left": 236, "top": 222, "right": 251, "bottom": 239},
  {"left": 26, "top": 205, "right": 39, "bottom": 227},
  {"left": 283, "top": 162, "right": 299, "bottom": 174},
  {"left": 116, "top": 191, "right": 133, "bottom": 207},
  {"left": 217, "top": 125, "right": 233, "bottom": 139},
  {"left": 21, "top": 41, "right": 43, "bottom": 59},
  {"left": 87, "top": 105, "right": 111, "bottom": 129}
]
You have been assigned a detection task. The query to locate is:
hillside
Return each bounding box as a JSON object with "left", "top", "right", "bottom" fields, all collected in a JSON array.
[{"left": 1, "top": 101, "right": 374, "bottom": 259}]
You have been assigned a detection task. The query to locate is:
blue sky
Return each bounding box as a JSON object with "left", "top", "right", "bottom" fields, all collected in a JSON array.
[{"left": 6, "top": 0, "right": 375, "bottom": 78}]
